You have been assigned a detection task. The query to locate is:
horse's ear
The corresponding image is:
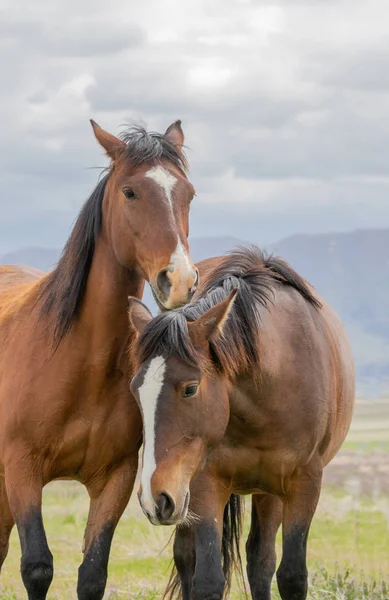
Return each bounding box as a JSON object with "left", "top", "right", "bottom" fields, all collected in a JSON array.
[
  {"left": 128, "top": 297, "right": 153, "bottom": 336},
  {"left": 90, "top": 119, "right": 126, "bottom": 160},
  {"left": 187, "top": 289, "right": 238, "bottom": 346},
  {"left": 164, "top": 120, "right": 184, "bottom": 148}
]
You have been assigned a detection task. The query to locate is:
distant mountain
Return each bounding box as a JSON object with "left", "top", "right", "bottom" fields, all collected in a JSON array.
[
  {"left": 1, "top": 237, "right": 250, "bottom": 273},
  {"left": 2, "top": 247, "right": 60, "bottom": 272},
  {"left": 271, "top": 229, "right": 389, "bottom": 397},
  {"left": 3, "top": 229, "right": 389, "bottom": 396},
  {"left": 273, "top": 229, "right": 389, "bottom": 333},
  {"left": 189, "top": 236, "right": 250, "bottom": 262},
  {"left": 0, "top": 236, "right": 252, "bottom": 319}
]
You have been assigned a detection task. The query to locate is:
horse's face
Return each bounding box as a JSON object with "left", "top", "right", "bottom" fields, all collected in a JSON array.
[
  {"left": 131, "top": 355, "right": 229, "bottom": 525},
  {"left": 129, "top": 292, "right": 237, "bottom": 526},
  {"left": 92, "top": 120, "right": 198, "bottom": 310}
]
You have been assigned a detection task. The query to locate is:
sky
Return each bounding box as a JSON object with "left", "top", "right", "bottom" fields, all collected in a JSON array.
[{"left": 1, "top": 0, "right": 389, "bottom": 254}]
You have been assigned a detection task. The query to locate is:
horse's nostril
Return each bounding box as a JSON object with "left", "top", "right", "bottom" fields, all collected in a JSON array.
[
  {"left": 156, "top": 269, "right": 172, "bottom": 298},
  {"left": 156, "top": 492, "right": 175, "bottom": 522}
]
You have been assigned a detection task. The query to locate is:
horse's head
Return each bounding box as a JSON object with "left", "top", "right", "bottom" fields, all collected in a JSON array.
[
  {"left": 129, "top": 290, "right": 237, "bottom": 525},
  {"left": 91, "top": 120, "right": 198, "bottom": 309}
]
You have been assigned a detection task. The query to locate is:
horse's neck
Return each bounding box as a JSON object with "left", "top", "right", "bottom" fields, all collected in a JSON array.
[
  {"left": 66, "top": 236, "right": 144, "bottom": 371},
  {"left": 227, "top": 373, "right": 261, "bottom": 419}
]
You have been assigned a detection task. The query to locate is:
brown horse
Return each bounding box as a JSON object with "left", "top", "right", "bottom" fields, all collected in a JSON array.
[
  {"left": 129, "top": 247, "right": 355, "bottom": 600},
  {"left": 0, "top": 120, "right": 198, "bottom": 600}
]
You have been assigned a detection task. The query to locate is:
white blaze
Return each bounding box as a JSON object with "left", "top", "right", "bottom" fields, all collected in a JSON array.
[
  {"left": 171, "top": 239, "right": 194, "bottom": 286},
  {"left": 138, "top": 355, "right": 166, "bottom": 515},
  {"left": 146, "top": 165, "right": 177, "bottom": 210},
  {"left": 145, "top": 165, "right": 194, "bottom": 288}
]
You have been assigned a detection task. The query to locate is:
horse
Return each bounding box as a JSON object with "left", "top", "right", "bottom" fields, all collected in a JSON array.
[
  {"left": 0, "top": 119, "right": 199, "bottom": 600},
  {"left": 128, "top": 246, "right": 355, "bottom": 600}
]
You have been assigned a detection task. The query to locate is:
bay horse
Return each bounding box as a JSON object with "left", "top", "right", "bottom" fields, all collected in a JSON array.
[
  {"left": 129, "top": 246, "right": 355, "bottom": 600},
  {"left": 0, "top": 119, "right": 198, "bottom": 600}
]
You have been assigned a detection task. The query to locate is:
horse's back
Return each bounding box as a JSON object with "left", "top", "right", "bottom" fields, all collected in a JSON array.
[
  {"left": 0, "top": 265, "right": 45, "bottom": 326},
  {"left": 0, "top": 265, "right": 45, "bottom": 291}
]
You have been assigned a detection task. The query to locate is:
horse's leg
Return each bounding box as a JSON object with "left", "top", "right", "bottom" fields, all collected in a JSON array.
[
  {"left": 276, "top": 461, "right": 323, "bottom": 600},
  {"left": 246, "top": 493, "right": 283, "bottom": 600},
  {"left": 189, "top": 473, "right": 230, "bottom": 600},
  {"left": 77, "top": 458, "right": 137, "bottom": 600},
  {"left": 5, "top": 464, "right": 53, "bottom": 600},
  {"left": 171, "top": 526, "right": 195, "bottom": 600},
  {"left": 0, "top": 477, "right": 14, "bottom": 572}
]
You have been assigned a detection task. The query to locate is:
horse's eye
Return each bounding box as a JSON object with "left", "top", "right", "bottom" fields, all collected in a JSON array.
[
  {"left": 182, "top": 383, "right": 198, "bottom": 398},
  {"left": 123, "top": 188, "right": 136, "bottom": 200}
]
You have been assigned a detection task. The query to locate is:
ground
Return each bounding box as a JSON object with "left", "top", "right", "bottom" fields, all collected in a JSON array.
[{"left": 0, "top": 401, "right": 388, "bottom": 599}]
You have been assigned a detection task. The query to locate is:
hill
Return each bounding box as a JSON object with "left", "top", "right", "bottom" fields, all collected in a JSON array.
[
  {"left": 1, "top": 247, "right": 60, "bottom": 272},
  {"left": 3, "top": 229, "right": 389, "bottom": 396}
]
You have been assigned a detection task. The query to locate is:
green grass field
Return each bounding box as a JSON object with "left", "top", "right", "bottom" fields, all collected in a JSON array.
[{"left": 0, "top": 401, "right": 388, "bottom": 599}]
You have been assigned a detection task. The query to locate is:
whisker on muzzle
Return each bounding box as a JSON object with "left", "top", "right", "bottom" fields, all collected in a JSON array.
[{"left": 178, "top": 508, "right": 202, "bottom": 529}]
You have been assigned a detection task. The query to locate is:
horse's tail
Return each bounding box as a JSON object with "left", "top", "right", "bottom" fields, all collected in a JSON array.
[
  {"left": 163, "top": 494, "right": 245, "bottom": 599},
  {"left": 163, "top": 555, "right": 181, "bottom": 600},
  {"left": 222, "top": 493, "right": 245, "bottom": 595}
]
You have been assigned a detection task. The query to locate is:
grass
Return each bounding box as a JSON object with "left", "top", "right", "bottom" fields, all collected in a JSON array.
[
  {"left": 308, "top": 569, "right": 388, "bottom": 600},
  {"left": 344, "top": 400, "right": 389, "bottom": 446},
  {"left": 0, "top": 400, "right": 388, "bottom": 598},
  {"left": 0, "top": 483, "right": 387, "bottom": 598}
]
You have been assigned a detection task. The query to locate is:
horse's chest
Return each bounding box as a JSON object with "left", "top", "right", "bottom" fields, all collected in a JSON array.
[
  {"left": 50, "top": 403, "right": 141, "bottom": 480},
  {"left": 214, "top": 440, "right": 303, "bottom": 497},
  {"left": 17, "top": 375, "right": 143, "bottom": 481}
]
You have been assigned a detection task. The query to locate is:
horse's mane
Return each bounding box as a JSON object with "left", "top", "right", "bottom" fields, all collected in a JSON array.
[
  {"left": 136, "top": 246, "right": 322, "bottom": 380},
  {"left": 120, "top": 124, "right": 188, "bottom": 172},
  {"left": 39, "top": 125, "right": 187, "bottom": 345}
]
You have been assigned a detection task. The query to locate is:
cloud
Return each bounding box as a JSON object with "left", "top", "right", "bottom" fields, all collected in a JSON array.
[
  {"left": 1, "top": 0, "right": 389, "bottom": 255},
  {"left": 308, "top": 43, "right": 389, "bottom": 93},
  {"left": 0, "top": 17, "right": 144, "bottom": 58}
]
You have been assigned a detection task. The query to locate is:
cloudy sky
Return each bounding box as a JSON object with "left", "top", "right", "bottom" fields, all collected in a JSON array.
[{"left": 1, "top": 0, "right": 389, "bottom": 255}]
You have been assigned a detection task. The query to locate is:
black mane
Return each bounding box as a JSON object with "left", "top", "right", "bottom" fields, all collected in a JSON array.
[
  {"left": 120, "top": 125, "right": 188, "bottom": 172},
  {"left": 39, "top": 124, "right": 187, "bottom": 346},
  {"left": 39, "top": 174, "right": 107, "bottom": 345},
  {"left": 136, "top": 246, "right": 321, "bottom": 379}
]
